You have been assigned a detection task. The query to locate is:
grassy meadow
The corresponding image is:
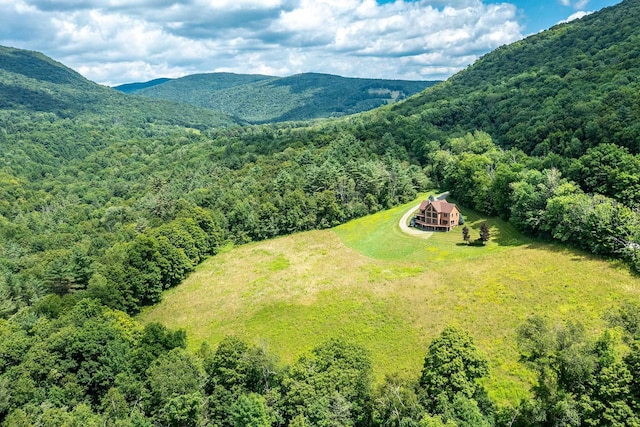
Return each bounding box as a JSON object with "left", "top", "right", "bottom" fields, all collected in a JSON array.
[{"left": 138, "top": 194, "right": 640, "bottom": 405}]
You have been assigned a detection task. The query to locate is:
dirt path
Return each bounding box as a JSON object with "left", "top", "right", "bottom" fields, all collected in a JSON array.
[
  {"left": 399, "top": 203, "right": 433, "bottom": 239},
  {"left": 398, "top": 192, "right": 450, "bottom": 239}
]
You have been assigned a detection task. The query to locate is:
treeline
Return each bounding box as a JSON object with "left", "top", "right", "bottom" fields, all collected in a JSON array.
[
  {"left": 0, "top": 116, "right": 429, "bottom": 316},
  {"left": 1, "top": 115, "right": 639, "bottom": 319},
  {"left": 2, "top": 297, "right": 640, "bottom": 426},
  {"left": 0, "top": 298, "right": 495, "bottom": 426},
  {"left": 418, "top": 131, "right": 640, "bottom": 272}
]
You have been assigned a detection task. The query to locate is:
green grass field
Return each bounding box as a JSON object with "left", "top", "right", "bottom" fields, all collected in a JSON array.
[{"left": 138, "top": 194, "right": 640, "bottom": 405}]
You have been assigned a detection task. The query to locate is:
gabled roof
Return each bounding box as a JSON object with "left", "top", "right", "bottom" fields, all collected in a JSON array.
[{"left": 420, "top": 199, "right": 458, "bottom": 214}]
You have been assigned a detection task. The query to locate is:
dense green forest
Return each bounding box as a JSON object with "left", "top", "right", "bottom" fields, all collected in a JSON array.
[
  {"left": 113, "top": 78, "right": 173, "bottom": 94},
  {"left": 1, "top": 0, "right": 640, "bottom": 425},
  {"left": 115, "top": 73, "right": 438, "bottom": 124},
  {"left": 0, "top": 46, "right": 238, "bottom": 129}
]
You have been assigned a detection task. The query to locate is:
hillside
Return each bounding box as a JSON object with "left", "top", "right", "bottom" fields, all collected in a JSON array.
[
  {"left": 115, "top": 73, "right": 274, "bottom": 95},
  {"left": 388, "top": 0, "right": 640, "bottom": 157},
  {"left": 113, "top": 78, "right": 172, "bottom": 94},
  {"left": 0, "top": 46, "right": 238, "bottom": 128},
  {"left": 115, "top": 72, "right": 439, "bottom": 123}
]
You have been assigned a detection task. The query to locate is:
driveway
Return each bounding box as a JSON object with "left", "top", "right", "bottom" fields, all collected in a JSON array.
[{"left": 398, "top": 192, "right": 450, "bottom": 239}]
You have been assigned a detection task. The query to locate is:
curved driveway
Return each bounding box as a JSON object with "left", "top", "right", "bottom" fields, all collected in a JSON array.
[{"left": 398, "top": 192, "right": 450, "bottom": 239}]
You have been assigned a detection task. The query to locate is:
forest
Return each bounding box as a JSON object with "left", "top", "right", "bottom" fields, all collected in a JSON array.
[
  {"left": 1, "top": 0, "right": 640, "bottom": 425},
  {"left": 115, "top": 73, "right": 438, "bottom": 124}
]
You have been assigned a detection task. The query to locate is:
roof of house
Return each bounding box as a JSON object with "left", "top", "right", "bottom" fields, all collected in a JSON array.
[{"left": 420, "top": 199, "right": 458, "bottom": 214}]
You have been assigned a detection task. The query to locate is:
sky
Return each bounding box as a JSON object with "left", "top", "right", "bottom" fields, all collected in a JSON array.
[{"left": 0, "top": 0, "right": 622, "bottom": 86}]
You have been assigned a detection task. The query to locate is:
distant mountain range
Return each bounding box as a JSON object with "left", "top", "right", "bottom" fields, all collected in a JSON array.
[{"left": 114, "top": 73, "right": 439, "bottom": 123}]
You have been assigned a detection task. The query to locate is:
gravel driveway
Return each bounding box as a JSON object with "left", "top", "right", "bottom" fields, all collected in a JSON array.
[{"left": 398, "top": 192, "right": 450, "bottom": 239}]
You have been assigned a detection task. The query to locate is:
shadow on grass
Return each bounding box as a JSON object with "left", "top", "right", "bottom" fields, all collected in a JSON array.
[
  {"left": 442, "top": 198, "right": 638, "bottom": 276},
  {"left": 455, "top": 241, "right": 487, "bottom": 248},
  {"left": 447, "top": 198, "right": 526, "bottom": 248},
  {"left": 518, "top": 241, "right": 640, "bottom": 276}
]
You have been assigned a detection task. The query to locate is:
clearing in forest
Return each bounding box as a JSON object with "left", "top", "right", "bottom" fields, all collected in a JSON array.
[{"left": 139, "top": 194, "right": 640, "bottom": 405}]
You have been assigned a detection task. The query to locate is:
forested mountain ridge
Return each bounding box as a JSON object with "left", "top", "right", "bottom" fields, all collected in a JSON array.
[
  {"left": 115, "top": 72, "right": 439, "bottom": 123},
  {"left": 114, "top": 73, "right": 274, "bottom": 94},
  {"left": 0, "top": 46, "right": 238, "bottom": 128},
  {"left": 391, "top": 0, "right": 640, "bottom": 157},
  {"left": 112, "top": 78, "right": 173, "bottom": 94}
]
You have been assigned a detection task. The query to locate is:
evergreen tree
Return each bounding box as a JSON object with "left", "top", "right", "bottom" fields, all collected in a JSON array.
[
  {"left": 462, "top": 226, "right": 470, "bottom": 245},
  {"left": 479, "top": 222, "right": 490, "bottom": 245}
]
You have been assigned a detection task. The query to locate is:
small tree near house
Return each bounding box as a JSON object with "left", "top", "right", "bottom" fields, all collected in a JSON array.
[
  {"left": 462, "top": 226, "right": 470, "bottom": 245},
  {"left": 479, "top": 222, "right": 490, "bottom": 245}
]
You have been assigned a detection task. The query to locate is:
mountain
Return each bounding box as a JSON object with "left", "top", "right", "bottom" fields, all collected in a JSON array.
[
  {"left": 115, "top": 72, "right": 439, "bottom": 123},
  {"left": 0, "top": 46, "right": 238, "bottom": 128},
  {"left": 114, "top": 73, "right": 274, "bottom": 95},
  {"left": 389, "top": 0, "right": 640, "bottom": 157},
  {"left": 113, "top": 78, "right": 173, "bottom": 94}
]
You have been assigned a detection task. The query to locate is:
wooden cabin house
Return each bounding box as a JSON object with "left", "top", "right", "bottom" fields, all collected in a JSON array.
[{"left": 413, "top": 199, "right": 460, "bottom": 231}]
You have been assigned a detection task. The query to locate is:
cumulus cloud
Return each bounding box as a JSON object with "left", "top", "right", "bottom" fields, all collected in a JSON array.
[{"left": 0, "top": 0, "right": 525, "bottom": 85}]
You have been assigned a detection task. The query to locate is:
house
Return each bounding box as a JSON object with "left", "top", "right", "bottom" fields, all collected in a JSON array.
[{"left": 413, "top": 199, "right": 460, "bottom": 232}]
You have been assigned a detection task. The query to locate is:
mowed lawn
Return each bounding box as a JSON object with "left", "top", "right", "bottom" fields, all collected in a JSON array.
[{"left": 138, "top": 194, "right": 640, "bottom": 405}]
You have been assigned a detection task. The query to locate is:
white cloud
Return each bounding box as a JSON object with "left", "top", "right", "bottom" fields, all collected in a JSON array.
[
  {"left": 558, "top": 0, "right": 590, "bottom": 9},
  {"left": 0, "top": 0, "right": 525, "bottom": 85},
  {"left": 558, "top": 10, "right": 592, "bottom": 24}
]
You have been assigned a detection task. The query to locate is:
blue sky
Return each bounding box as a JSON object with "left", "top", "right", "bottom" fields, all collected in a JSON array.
[
  {"left": 375, "top": 0, "right": 621, "bottom": 33},
  {"left": 0, "top": 0, "right": 623, "bottom": 85},
  {"left": 501, "top": 0, "right": 620, "bottom": 33}
]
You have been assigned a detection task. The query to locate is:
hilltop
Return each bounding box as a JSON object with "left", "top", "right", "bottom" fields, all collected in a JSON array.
[
  {"left": 113, "top": 78, "right": 172, "bottom": 94},
  {"left": 115, "top": 72, "right": 439, "bottom": 123}
]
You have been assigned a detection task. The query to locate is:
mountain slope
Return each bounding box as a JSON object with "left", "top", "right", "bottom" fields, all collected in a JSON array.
[
  {"left": 389, "top": 0, "right": 640, "bottom": 156},
  {"left": 114, "top": 78, "right": 172, "bottom": 94},
  {"left": 115, "top": 73, "right": 274, "bottom": 95},
  {"left": 0, "top": 46, "right": 238, "bottom": 128},
  {"left": 117, "top": 72, "right": 439, "bottom": 123}
]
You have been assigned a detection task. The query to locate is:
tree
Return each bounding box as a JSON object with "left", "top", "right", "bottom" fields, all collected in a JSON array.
[
  {"left": 204, "top": 336, "right": 281, "bottom": 426},
  {"left": 516, "top": 315, "right": 640, "bottom": 426},
  {"left": 445, "top": 152, "right": 495, "bottom": 215},
  {"left": 419, "top": 326, "right": 490, "bottom": 417},
  {"left": 145, "top": 348, "right": 205, "bottom": 426},
  {"left": 569, "top": 143, "right": 640, "bottom": 208},
  {"left": 159, "top": 393, "right": 205, "bottom": 427},
  {"left": 373, "top": 373, "right": 424, "bottom": 427},
  {"left": 462, "top": 226, "right": 470, "bottom": 245},
  {"left": 419, "top": 414, "right": 457, "bottom": 427},
  {"left": 282, "top": 339, "right": 373, "bottom": 427},
  {"left": 479, "top": 223, "right": 490, "bottom": 245},
  {"left": 231, "top": 393, "right": 272, "bottom": 427},
  {"left": 131, "top": 322, "right": 186, "bottom": 376}
]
